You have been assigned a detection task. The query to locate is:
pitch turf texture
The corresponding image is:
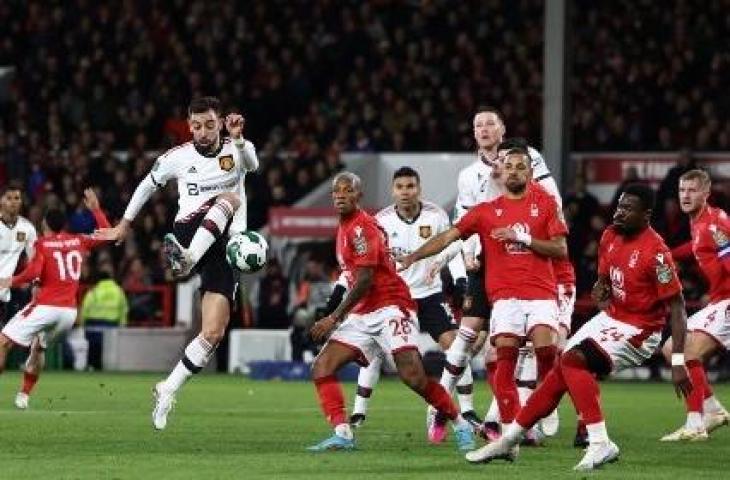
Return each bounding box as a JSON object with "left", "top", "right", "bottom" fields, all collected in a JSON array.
[{"left": 1, "top": 373, "right": 727, "bottom": 479}]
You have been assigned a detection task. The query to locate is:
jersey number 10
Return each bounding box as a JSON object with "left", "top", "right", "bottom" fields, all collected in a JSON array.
[{"left": 53, "top": 250, "right": 83, "bottom": 281}]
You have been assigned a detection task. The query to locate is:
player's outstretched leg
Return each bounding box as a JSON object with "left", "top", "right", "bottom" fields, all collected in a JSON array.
[
  {"left": 164, "top": 194, "right": 240, "bottom": 278},
  {"left": 395, "top": 348, "right": 475, "bottom": 451},
  {"left": 308, "top": 343, "right": 357, "bottom": 452},
  {"left": 15, "top": 337, "right": 44, "bottom": 409},
  {"left": 351, "top": 354, "right": 383, "bottom": 428}
]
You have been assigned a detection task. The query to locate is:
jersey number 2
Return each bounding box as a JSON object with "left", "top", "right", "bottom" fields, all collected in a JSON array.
[{"left": 53, "top": 250, "right": 82, "bottom": 281}]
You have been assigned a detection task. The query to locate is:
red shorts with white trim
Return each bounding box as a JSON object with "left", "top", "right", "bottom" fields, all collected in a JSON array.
[
  {"left": 489, "top": 298, "right": 558, "bottom": 341},
  {"left": 687, "top": 299, "right": 730, "bottom": 350},
  {"left": 564, "top": 311, "right": 661, "bottom": 372},
  {"left": 328, "top": 305, "right": 418, "bottom": 366}
]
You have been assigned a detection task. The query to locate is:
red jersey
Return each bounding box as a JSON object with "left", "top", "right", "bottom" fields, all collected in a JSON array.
[
  {"left": 599, "top": 226, "right": 681, "bottom": 331},
  {"left": 690, "top": 205, "right": 730, "bottom": 302},
  {"left": 336, "top": 208, "right": 415, "bottom": 314},
  {"left": 553, "top": 257, "right": 576, "bottom": 287},
  {"left": 455, "top": 183, "right": 568, "bottom": 301},
  {"left": 11, "top": 209, "right": 110, "bottom": 308}
]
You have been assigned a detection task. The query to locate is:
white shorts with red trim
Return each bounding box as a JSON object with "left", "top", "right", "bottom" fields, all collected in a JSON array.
[
  {"left": 564, "top": 311, "right": 661, "bottom": 372},
  {"left": 2, "top": 304, "right": 77, "bottom": 348},
  {"left": 557, "top": 283, "right": 576, "bottom": 333},
  {"left": 328, "top": 305, "right": 418, "bottom": 366},
  {"left": 489, "top": 298, "right": 559, "bottom": 340},
  {"left": 687, "top": 299, "right": 730, "bottom": 350}
]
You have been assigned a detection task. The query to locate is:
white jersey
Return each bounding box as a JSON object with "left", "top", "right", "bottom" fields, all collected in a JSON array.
[
  {"left": 123, "top": 138, "right": 259, "bottom": 234},
  {"left": 455, "top": 146, "right": 556, "bottom": 256},
  {"left": 377, "top": 201, "right": 465, "bottom": 299},
  {"left": 0, "top": 216, "right": 37, "bottom": 302}
]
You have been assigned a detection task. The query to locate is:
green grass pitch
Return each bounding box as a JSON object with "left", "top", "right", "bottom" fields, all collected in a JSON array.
[{"left": 0, "top": 372, "right": 728, "bottom": 479}]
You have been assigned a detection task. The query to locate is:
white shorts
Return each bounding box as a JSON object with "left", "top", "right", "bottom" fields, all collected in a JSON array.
[
  {"left": 2, "top": 304, "right": 77, "bottom": 348},
  {"left": 687, "top": 299, "right": 730, "bottom": 350},
  {"left": 564, "top": 311, "right": 661, "bottom": 372},
  {"left": 328, "top": 305, "right": 418, "bottom": 366},
  {"left": 489, "top": 298, "right": 559, "bottom": 341},
  {"left": 557, "top": 284, "right": 576, "bottom": 334}
]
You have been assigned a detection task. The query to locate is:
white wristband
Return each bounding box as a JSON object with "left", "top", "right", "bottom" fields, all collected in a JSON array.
[
  {"left": 671, "top": 353, "right": 685, "bottom": 366},
  {"left": 515, "top": 231, "right": 532, "bottom": 246}
]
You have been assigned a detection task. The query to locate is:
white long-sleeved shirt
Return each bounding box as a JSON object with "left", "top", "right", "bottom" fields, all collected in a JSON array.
[
  {"left": 123, "top": 138, "right": 259, "bottom": 234},
  {"left": 0, "top": 216, "right": 37, "bottom": 302}
]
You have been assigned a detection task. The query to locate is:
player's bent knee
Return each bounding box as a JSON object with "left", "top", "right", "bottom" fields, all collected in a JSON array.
[{"left": 564, "top": 342, "right": 611, "bottom": 377}]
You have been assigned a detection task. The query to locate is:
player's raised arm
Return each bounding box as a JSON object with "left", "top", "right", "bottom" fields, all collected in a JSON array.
[
  {"left": 226, "top": 113, "right": 259, "bottom": 172},
  {"left": 82, "top": 188, "right": 113, "bottom": 249},
  {"left": 398, "top": 227, "right": 462, "bottom": 271},
  {"left": 0, "top": 249, "right": 44, "bottom": 289}
]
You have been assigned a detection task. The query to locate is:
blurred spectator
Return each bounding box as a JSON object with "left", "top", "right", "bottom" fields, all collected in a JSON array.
[
  {"left": 252, "top": 258, "right": 290, "bottom": 329},
  {"left": 80, "top": 269, "right": 128, "bottom": 370}
]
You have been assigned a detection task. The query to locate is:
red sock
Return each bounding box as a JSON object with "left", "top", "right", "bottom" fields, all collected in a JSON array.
[
  {"left": 561, "top": 352, "right": 603, "bottom": 425},
  {"left": 314, "top": 375, "right": 346, "bottom": 426},
  {"left": 516, "top": 362, "right": 567, "bottom": 429},
  {"left": 686, "top": 359, "right": 705, "bottom": 413},
  {"left": 535, "top": 345, "right": 558, "bottom": 382},
  {"left": 22, "top": 371, "right": 39, "bottom": 395},
  {"left": 485, "top": 360, "right": 497, "bottom": 396},
  {"left": 424, "top": 380, "right": 459, "bottom": 420},
  {"left": 494, "top": 346, "right": 520, "bottom": 423}
]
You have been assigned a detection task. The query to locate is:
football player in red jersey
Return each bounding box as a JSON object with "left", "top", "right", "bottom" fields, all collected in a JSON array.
[
  {"left": 399, "top": 148, "right": 567, "bottom": 442},
  {"left": 0, "top": 189, "right": 110, "bottom": 409},
  {"left": 306, "top": 172, "right": 475, "bottom": 452},
  {"left": 661, "top": 169, "right": 730, "bottom": 441},
  {"left": 462, "top": 183, "right": 691, "bottom": 471}
]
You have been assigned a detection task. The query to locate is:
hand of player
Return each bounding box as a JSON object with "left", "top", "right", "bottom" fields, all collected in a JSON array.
[
  {"left": 464, "top": 254, "right": 480, "bottom": 271},
  {"left": 490, "top": 227, "right": 517, "bottom": 242},
  {"left": 671, "top": 365, "right": 692, "bottom": 399},
  {"left": 225, "top": 113, "right": 245, "bottom": 139},
  {"left": 0, "top": 278, "right": 11, "bottom": 289},
  {"left": 395, "top": 254, "right": 416, "bottom": 272},
  {"left": 94, "top": 219, "right": 131, "bottom": 246},
  {"left": 310, "top": 314, "right": 338, "bottom": 343},
  {"left": 425, "top": 259, "right": 443, "bottom": 283},
  {"left": 83, "top": 188, "right": 100, "bottom": 210},
  {"left": 591, "top": 280, "right": 611, "bottom": 304}
]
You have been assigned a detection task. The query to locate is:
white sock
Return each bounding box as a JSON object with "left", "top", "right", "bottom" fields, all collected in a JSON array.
[
  {"left": 704, "top": 395, "right": 725, "bottom": 414},
  {"left": 453, "top": 414, "right": 470, "bottom": 430},
  {"left": 518, "top": 386, "right": 534, "bottom": 407},
  {"left": 485, "top": 396, "right": 500, "bottom": 423},
  {"left": 164, "top": 336, "right": 214, "bottom": 392},
  {"left": 335, "top": 423, "right": 354, "bottom": 440},
  {"left": 686, "top": 412, "right": 703, "bottom": 430},
  {"left": 502, "top": 422, "right": 526, "bottom": 445},
  {"left": 456, "top": 364, "right": 474, "bottom": 413},
  {"left": 353, "top": 356, "right": 382, "bottom": 415},
  {"left": 515, "top": 347, "right": 536, "bottom": 383},
  {"left": 586, "top": 421, "right": 609, "bottom": 444},
  {"left": 441, "top": 327, "right": 476, "bottom": 392},
  {"left": 188, "top": 198, "right": 236, "bottom": 264}
]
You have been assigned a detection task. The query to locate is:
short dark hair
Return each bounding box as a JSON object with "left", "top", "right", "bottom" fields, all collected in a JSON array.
[
  {"left": 188, "top": 96, "right": 222, "bottom": 117},
  {"left": 44, "top": 208, "right": 66, "bottom": 233},
  {"left": 498, "top": 137, "right": 528, "bottom": 151},
  {"left": 0, "top": 180, "right": 23, "bottom": 197},
  {"left": 474, "top": 105, "right": 504, "bottom": 124},
  {"left": 622, "top": 183, "right": 656, "bottom": 212},
  {"left": 393, "top": 166, "right": 420, "bottom": 183}
]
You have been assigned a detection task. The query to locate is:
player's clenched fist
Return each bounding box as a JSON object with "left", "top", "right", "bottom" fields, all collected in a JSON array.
[{"left": 225, "top": 113, "right": 245, "bottom": 139}]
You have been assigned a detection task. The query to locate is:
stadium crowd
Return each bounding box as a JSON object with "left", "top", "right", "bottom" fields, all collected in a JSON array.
[{"left": 0, "top": 0, "right": 728, "bottom": 329}]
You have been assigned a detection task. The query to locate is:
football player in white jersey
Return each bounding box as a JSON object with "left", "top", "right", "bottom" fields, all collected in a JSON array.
[
  {"left": 440, "top": 107, "right": 560, "bottom": 441},
  {"left": 0, "top": 182, "right": 37, "bottom": 322},
  {"left": 97, "top": 96, "right": 259, "bottom": 430},
  {"left": 347, "top": 167, "right": 481, "bottom": 437}
]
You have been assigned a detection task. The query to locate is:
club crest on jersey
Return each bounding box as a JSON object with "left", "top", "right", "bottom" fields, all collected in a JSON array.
[
  {"left": 16, "top": 232, "right": 26, "bottom": 242},
  {"left": 495, "top": 208, "right": 503, "bottom": 217},
  {"left": 655, "top": 253, "right": 673, "bottom": 284},
  {"left": 419, "top": 225, "right": 432, "bottom": 239},
  {"left": 218, "top": 155, "right": 234, "bottom": 172},
  {"left": 530, "top": 203, "right": 539, "bottom": 217},
  {"left": 353, "top": 226, "right": 368, "bottom": 256}
]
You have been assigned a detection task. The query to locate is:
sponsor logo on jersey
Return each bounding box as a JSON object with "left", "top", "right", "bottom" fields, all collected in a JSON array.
[
  {"left": 218, "top": 155, "right": 234, "bottom": 172},
  {"left": 655, "top": 253, "right": 673, "bottom": 284},
  {"left": 505, "top": 223, "right": 530, "bottom": 254},
  {"left": 419, "top": 225, "right": 432, "bottom": 239},
  {"left": 16, "top": 232, "right": 26, "bottom": 242}
]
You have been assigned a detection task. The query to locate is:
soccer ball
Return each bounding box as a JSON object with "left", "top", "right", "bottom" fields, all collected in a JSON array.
[{"left": 226, "top": 231, "right": 268, "bottom": 273}]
